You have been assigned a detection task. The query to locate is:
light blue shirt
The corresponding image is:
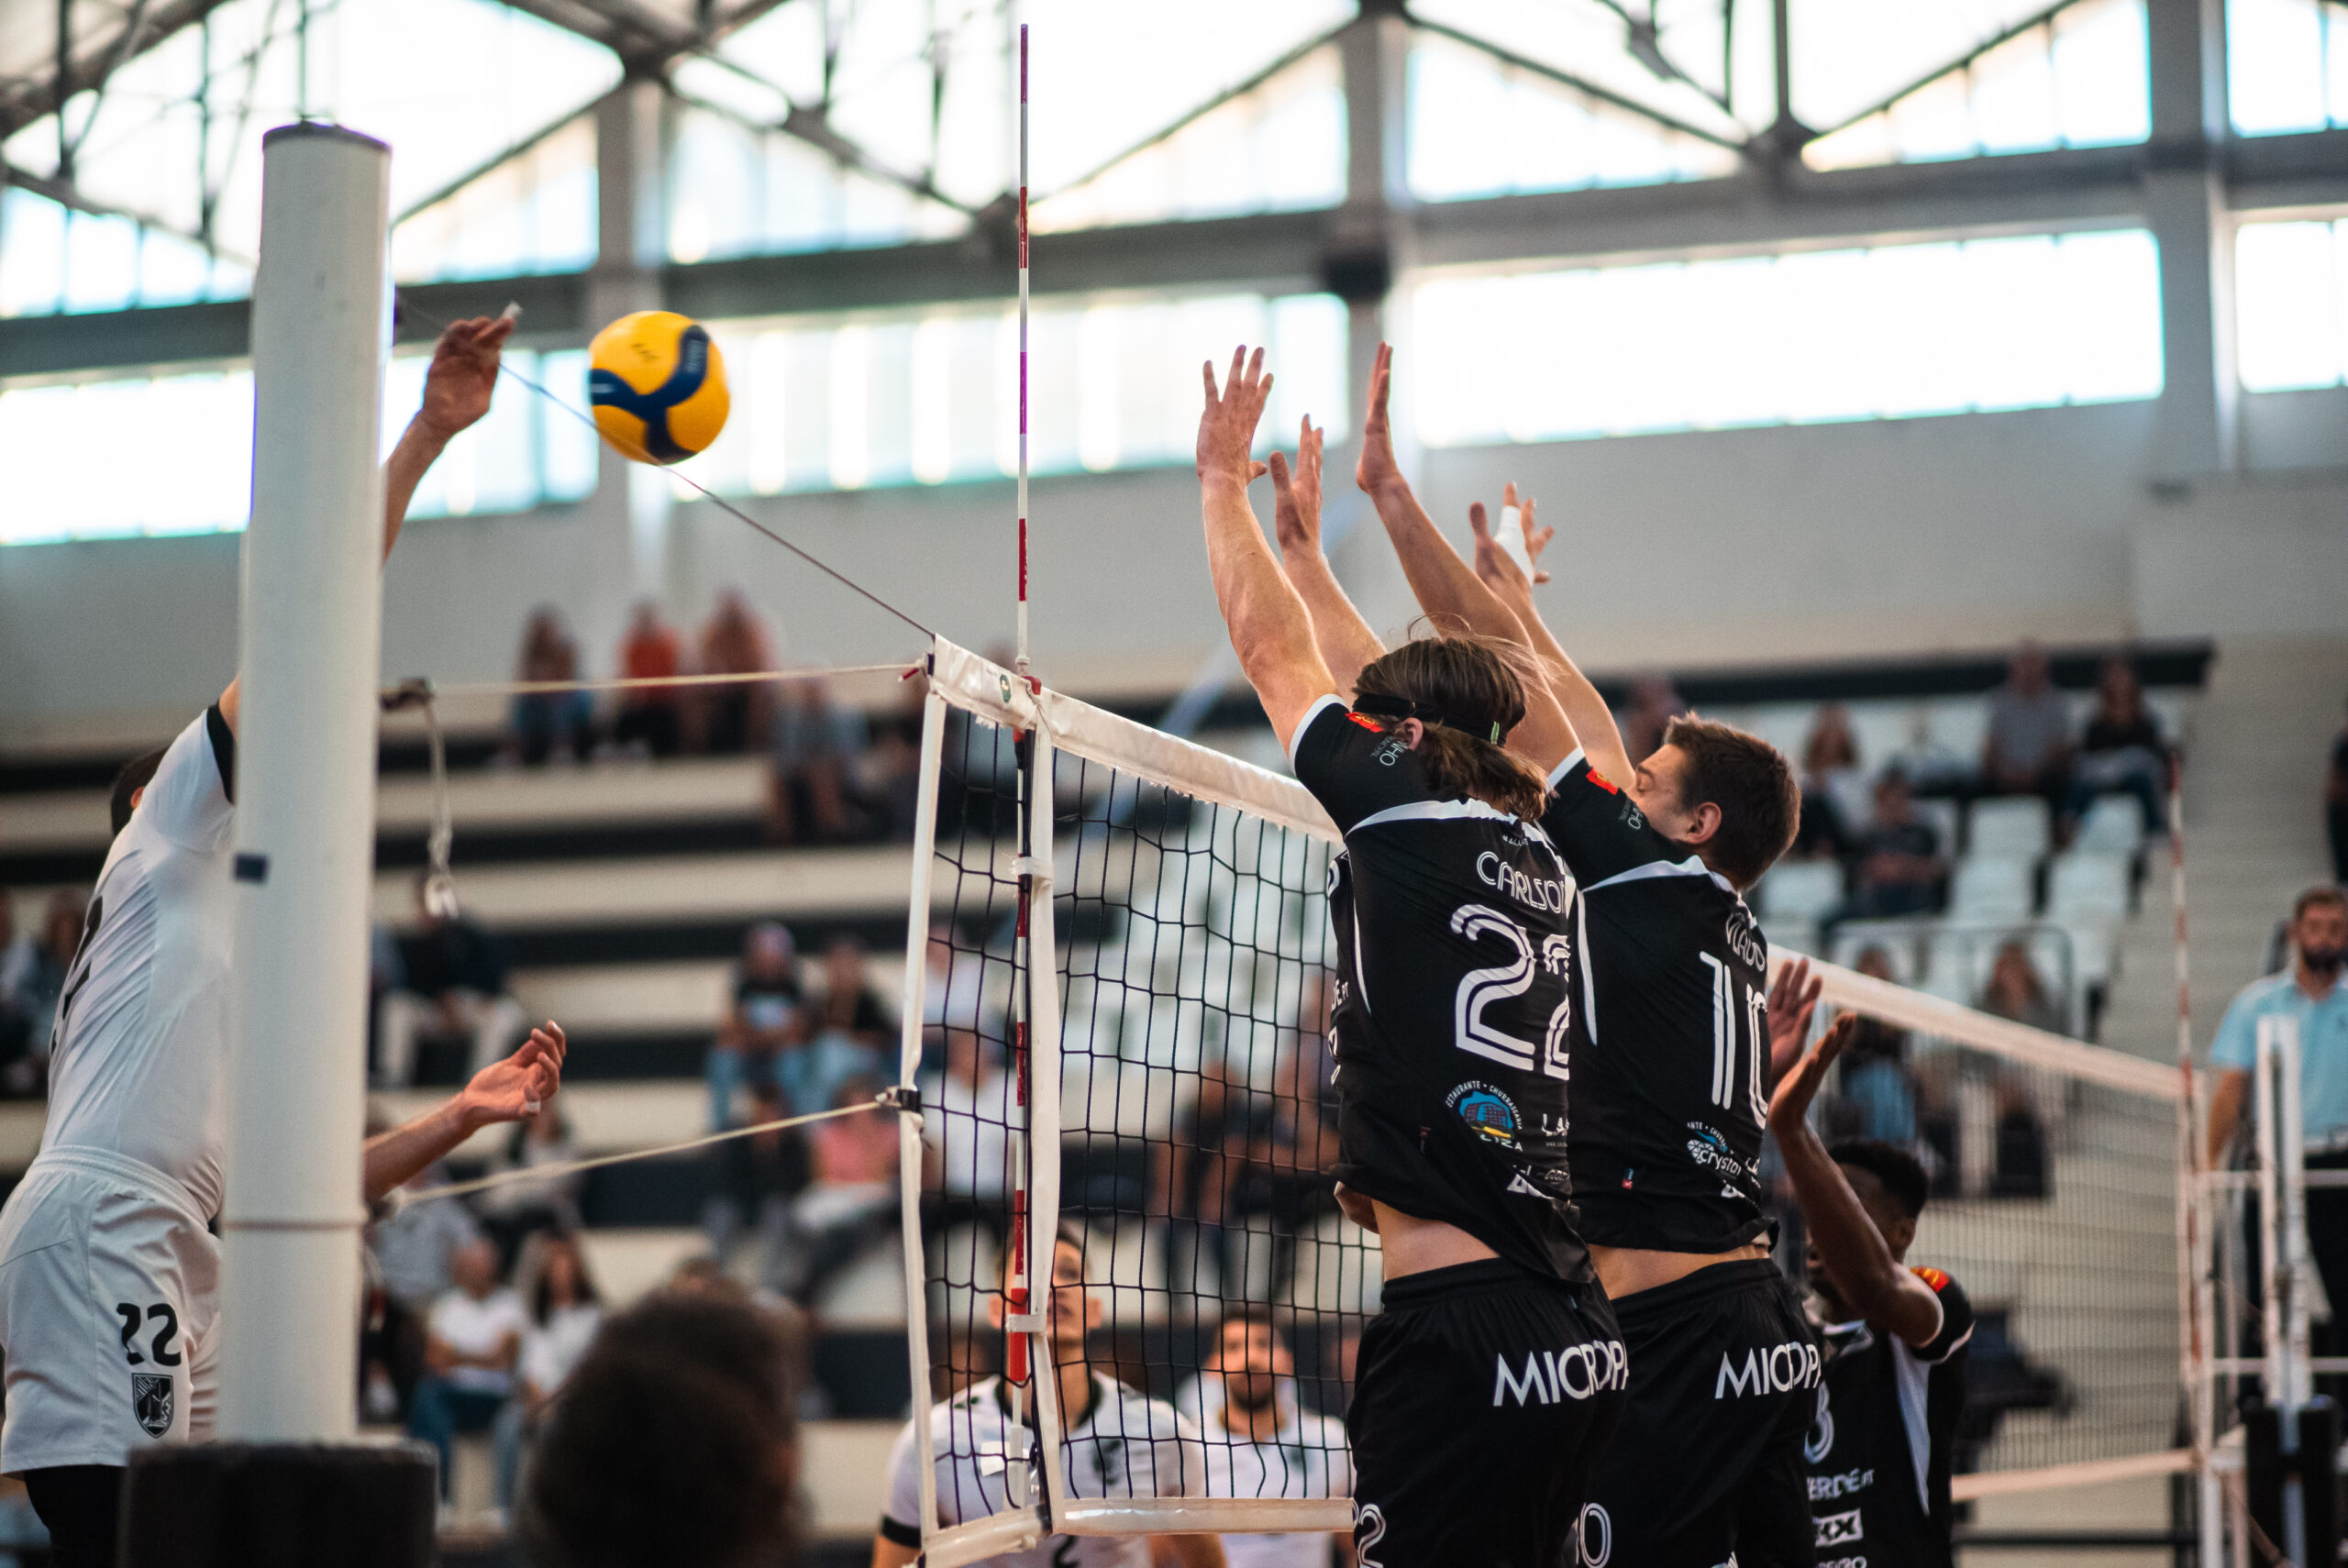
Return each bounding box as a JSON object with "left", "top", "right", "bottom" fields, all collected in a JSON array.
[{"left": 2211, "top": 969, "right": 2348, "bottom": 1145}]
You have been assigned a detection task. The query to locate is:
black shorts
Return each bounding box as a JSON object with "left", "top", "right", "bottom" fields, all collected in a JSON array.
[
  {"left": 1347, "top": 1259, "right": 1625, "bottom": 1568},
  {"left": 1584, "top": 1258, "right": 1820, "bottom": 1568}
]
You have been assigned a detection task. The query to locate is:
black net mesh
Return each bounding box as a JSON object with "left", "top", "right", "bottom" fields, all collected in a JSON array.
[{"left": 1787, "top": 1022, "right": 2182, "bottom": 1477}]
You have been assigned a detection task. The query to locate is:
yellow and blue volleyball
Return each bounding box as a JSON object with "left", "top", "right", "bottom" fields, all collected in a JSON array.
[{"left": 587, "top": 311, "right": 729, "bottom": 465}]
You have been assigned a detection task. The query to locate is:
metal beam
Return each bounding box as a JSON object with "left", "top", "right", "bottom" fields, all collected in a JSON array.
[
  {"left": 17, "top": 128, "right": 2348, "bottom": 381},
  {"left": 0, "top": 0, "right": 235, "bottom": 140}
]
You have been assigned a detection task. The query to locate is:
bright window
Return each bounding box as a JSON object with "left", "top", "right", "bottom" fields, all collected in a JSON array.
[
  {"left": 0, "top": 349, "right": 595, "bottom": 547},
  {"left": 2228, "top": 0, "right": 2348, "bottom": 135},
  {"left": 1410, "top": 228, "right": 2164, "bottom": 447},
  {"left": 2235, "top": 217, "right": 2348, "bottom": 390},
  {"left": 674, "top": 292, "right": 1348, "bottom": 497}
]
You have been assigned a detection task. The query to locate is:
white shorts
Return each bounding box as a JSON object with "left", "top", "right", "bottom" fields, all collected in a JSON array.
[{"left": 0, "top": 1146, "right": 220, "bottom": 1473}]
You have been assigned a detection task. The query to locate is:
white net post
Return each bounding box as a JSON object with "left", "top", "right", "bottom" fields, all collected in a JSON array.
[
  {"left": 1023, "top": 705, "right": 1075, "bottom": 1525},
  {"left": 893, "top": 673, "right": 949, "bottom": 1546}
]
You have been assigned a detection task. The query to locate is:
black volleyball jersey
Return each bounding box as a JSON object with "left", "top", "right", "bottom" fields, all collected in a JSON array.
[
  {"left": 1807, "top": 1267, "right": 1974, "bottom": 1568},
  {"left": 1289, "top": 697, "right": 1592, "bottom": 1283},
  {"left": 1540, "top": 750, "right": 1772, "bottom": 1253}
]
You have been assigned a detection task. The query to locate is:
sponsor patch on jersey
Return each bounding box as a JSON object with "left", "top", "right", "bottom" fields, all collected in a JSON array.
[
  {"left": 1815, "top": 1508, "right": 1864, "bottom": 1548},
  {"left": 1346, "top": 712, "right": 1384, "bottom": 734},
  {"left": 1913, "top": 1265, "right": 1952, "bottom": 1293},
  {"left": 1586, "top": 769, "right": 1620, "bottom": 795},
  {"left": 1447, "top": 1081, "right": 1522, "bottom": 1147},
  {"left": 1376, "top": 737, "right": 1409, "bottom": 767},
  {"left": 132, "top": 1372, "right": 172, "bottom": 1438}
]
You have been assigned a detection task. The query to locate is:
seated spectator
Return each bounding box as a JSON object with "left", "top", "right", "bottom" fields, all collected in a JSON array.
[
  {"left": 696, "top": 589, "right": 776, "bottom": 755},
  {"left": 708, "top": 922, "right": 803, "bottom": 1130},
  {"left": 1622, "top": 673, "right": 1686, "bottom": 765},
  {"left": 475, "top": 1101, "right": 584, "bottom": 1275},
  {"left": 377, "top": 876, "right": 526, "bottom": 1088},
  {"left": 1981, "top": 940, "right": 2064, "bottom": 1034},
  {"left": 1159, "top": 1055, "right": 1258, "bottom": 1300},
  {"left": 612, "top": 600, "right": 684, "bottom": 758},
  {"left": 0, "top": 895, "right": 34, "bottom": 1092},
  {"left": 1838, "top": 946, "right": 1918, "bottom": 1146},
  {"left": 518, "top": 1291, "right": 802, "bottom": 1568},
  {"left": 705, "top": 1079, "right": 806, "bottom": 1287},
  {"left": 1982, "top": 640, "right": 2073, "bottom": 811},
  {"left": 493, "top": 1232, "right": 603, "bottom": 1513},
  {"left": 2331, "top": 691, "right": 2348, "bottom": 883},
  {"left": 0, "top": 889, "right": 86, "bottom": 1096},
  {"left": 862, "top": 684, "right": 929, "bottom": 842},
  {"left": 1885, "top": 706, "right": 1974, "bottom": 798},
  {"left": 922, "top": 920, "right": 996, "bottom": 1075},
  {"left": 367, "top": 1163, "right": 487, "bottom": 1414},
  {"left": 1828, "top": 773, "right": 1946, "bottom": 932},
  {"left": 767, "top": 678, "right": 869, "bottom": 845},
  {"left": 2067, "top": 655, "right": 2169, "bottom": 837},
  {"left": 777, "top": 1075, "right": 900, "bottom": 1309},
  {"left": 506, "top": 607, "right": 594, "bottom": 767},
  {"left": 409, "top": 1235, "right": 529, "bottom": 1515},
  {"left": 1191, "top": 1308, "right": 1353, "bottom": 1567},
  {"left": 1792, "top": 703, "right": 1864, "bottom": 859},
  {"left": 781, "top": 934, "right": 890, "bottom": 1117}
]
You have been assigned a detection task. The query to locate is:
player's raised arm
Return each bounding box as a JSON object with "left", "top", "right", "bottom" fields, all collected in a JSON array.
[
  {"left": 1269, "top": 417, "right": 1385, "bottom": 694},
  {"left": 1468, "top": 489, "right": 1635, "bottom": 790},
  {"left": 1197, "top": 348, "right": 1338, "bottom": 753},
  {"left": 1766, "top": 1004, "right": 1944, "bottom": 1348},
  {"left": 216, "top": 314, "right": 515, "bottom": 735},
  {"left": 1352, "top": 345, "right": 1578, "bottom": 772},
  {"left": 362, "top": 1021, "right": 567, "bottom": 1204}
]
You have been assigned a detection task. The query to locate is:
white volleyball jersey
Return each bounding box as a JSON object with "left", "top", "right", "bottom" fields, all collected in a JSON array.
[
  {"left": 1194, "top": 1394, "right": 1353, "bottom": 1568},
  {"left": 881, "top": 1373, "right": 1205, "bottom": 1566},
  {"left": 41, "top": 709, "right": 236, "bottom": 1218}
]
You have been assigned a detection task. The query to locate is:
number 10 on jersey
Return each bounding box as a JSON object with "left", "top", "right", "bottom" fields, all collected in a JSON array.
[{"left": 1700, "top": 953, "right": 1767, "bottom": 1126}]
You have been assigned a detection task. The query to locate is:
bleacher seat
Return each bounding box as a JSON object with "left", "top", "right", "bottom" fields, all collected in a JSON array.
[
  {"left": 1912, "top": 798, "right": 1961, "bottom": 858},
  {"left": 1949, "top": 857, "right": 2035, "bottom": 922},
  {"left": 1966, "top": 798, "right": 2052, "bottom": 861},
  {"left": 1758, "top": 861, "right": 1843, "bottom": 923},
  {"left": 1830, "top": 927, "right": 1922, "bottom": 985},
  {"left": 1919, "top": 931, "right": 1976, "bottom": 1004},
  {"left": 2047, "top": 853, "right": 2131, "bottom": 922},
  {"left": 2076, "top": 794, "right": 2148, "bottom": 856}
]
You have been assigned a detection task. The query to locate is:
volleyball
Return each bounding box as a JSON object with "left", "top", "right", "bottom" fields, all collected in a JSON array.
[{"left": 587, "top": 310, "right": 729, "bottom": 465}]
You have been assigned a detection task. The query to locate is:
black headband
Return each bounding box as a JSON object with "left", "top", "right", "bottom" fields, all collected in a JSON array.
[{"left": 1350, "top": 692, "right": 1504, "bottom": 744}]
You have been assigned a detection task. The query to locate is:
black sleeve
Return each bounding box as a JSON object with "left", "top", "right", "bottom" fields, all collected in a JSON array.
[
  {"left": 1538, "top": 752, "right": 1681, "bottom": 884},
  {"left": 1909, "top": 1267, "right": 1974, "bottom": 1363},
  {"left": 205, "top": 702, "right": 237, "bottom": 802},
  {"left": 877, "top": 1515, "right": 922, "bottom": 1548},
  {"left": 1288, "top": 695, "right": 1439, "bottom": 833}
]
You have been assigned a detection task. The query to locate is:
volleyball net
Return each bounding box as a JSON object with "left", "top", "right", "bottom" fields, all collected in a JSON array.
[{"left": 890, "top": 636, "right": 2196, "bottom": 1561}]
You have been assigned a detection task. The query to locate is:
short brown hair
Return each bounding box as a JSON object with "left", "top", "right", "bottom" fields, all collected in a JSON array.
[
  {"left": 1353, "top": 636, "right": 1549, "bottom": 822},
  {"left": 2296, "top": 886, "right": 2348, "bottom": 923},
  {"left": 1659, "top": 714, "right": 1800, "bottom": 890}
]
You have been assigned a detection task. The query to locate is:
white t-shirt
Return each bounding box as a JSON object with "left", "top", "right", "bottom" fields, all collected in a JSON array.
[
  {"left": 429, "top": 1286, "right": 529, "bottom": 1394},
  {"left": 1191, "top": 1386, "right": 1353, "bottom": 1568},
  {"left": 881, "top": 1374, "right": 1205, "bottom": 1565},
  {"left": 922, "top": 1066, "right": 1015, "bottom": 1200},
  {"left": 43, "top": 710, "right": 236, "bottom": 1216},
  {"left": 519, "top": 1302, "right": 602, "bottom": 1398}
]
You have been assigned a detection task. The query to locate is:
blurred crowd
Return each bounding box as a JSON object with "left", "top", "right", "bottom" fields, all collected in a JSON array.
[{"left": 495, "top": 593, "right": 928, "bottom": 846}]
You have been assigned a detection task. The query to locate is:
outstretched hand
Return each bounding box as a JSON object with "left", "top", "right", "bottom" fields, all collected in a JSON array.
[
  {"left": 1198, "top": 346, "right": 1273, "bottom": 491},
  {"left": 458, "top": 1021, "right": 567, "bottom": 1129},
  {"left": 1767, "top": 1009, "right": 1853, "bottom": 1134},
  {"left": 417, "top": 315, "right": 515, "bottom": 443},
  {"left": 1355, "top": 341, "right": 1404, "bottom": 499},
  {"left": 1268, "top": 416, "right": 1325, "bottom": 558},
  {"left": 1766, "top": 956, "right": 1824, "bottom": 1084},
  {"left": 1470, "top": 483, "right": 1556, "bottom": 595}
]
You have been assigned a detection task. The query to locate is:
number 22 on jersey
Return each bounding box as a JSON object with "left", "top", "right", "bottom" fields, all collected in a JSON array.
[{"left": 1450, "top": 904, "right": 1572, "bottom": 1080}]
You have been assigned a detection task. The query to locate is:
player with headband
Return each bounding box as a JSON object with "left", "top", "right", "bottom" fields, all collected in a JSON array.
[
  {"left": 0, "top": 315, "right": 573, "bottom": 1568},
  {"left": 1197, "top": 346, "right": 1625, "bottom": 1568},
  {"left": 1282, "top": 344, "right": 1810, "bottom": 1565}
]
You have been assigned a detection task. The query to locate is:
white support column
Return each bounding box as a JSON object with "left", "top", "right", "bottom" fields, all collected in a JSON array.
[
  {"left": 218, "top": 122, "right": 390, "bottom": 1442},
  {"left": 587, "top": 83, "right": 671, "bottom": 613},
  {"left": 2143, "top": 0, "right": 2237, "bottom": 478}
]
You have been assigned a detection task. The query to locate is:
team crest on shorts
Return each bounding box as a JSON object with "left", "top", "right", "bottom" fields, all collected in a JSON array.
[{"left": 131, "top": 1373, "right": 173, "bottom": 1438}]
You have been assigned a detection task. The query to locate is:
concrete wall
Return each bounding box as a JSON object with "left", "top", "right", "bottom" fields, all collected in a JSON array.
[{"left": 6, "top": 389, "right": 2344, "bottom": 748}]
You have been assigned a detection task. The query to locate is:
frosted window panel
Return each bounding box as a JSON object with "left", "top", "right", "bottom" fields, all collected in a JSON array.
[
  {"left": 1966, "top": 237, "right": 2075, "bottom": 410},
  {"left": 1686, "top": 257, "right": 1782, "bottom": 430},
  {"left": 744, "top": 331, "right": 792, "bottom": 495},
  {"left": 994, "top": 313, "right": 1022, "bottom": 480},
  {"left": 781, "top": 332, "right": 833, "bottom": 491},
  {"left": 1411, "top": 278, "right": 1501, "bottom": 447},
  {"left": 1408, "top": 43, "right": 1507, "bottom": 199},
  {"left": 2230, "top": 0, "right": 2331, "bottom": 134},
  {"left": 1269, "top": 293, "right": 1350, "bottom": 442},
  {"left": 539, "top": 351, "right": 600, "bottom": 502},
  {"left": 910, "top": 318, "right": 954, "bottom": 487},
  {"left": 947, "top": 315, "right": 999, "bottom": 480},
  {"left": 2054, "top": 1, "right": 2152, "bottom": 145},
  {"left": 2329, "top": 12, "right": 2348, "bottom": 129},
  {"left": 1079, "top": 307, "right": 1125, "bottom": 473},
  {"left": 393, "top": 116, "right": 597, "bottom": 283},
  {"left": 63, "top": 213, "right": 139, "bottom": 315},
  {"left": 2, "top": 190, "right": 66, "bottom": 316},
  {"left": 2055, "top": 229, "right": 2165, "bottom": 401},
  {"left": 1026, "top": 309, "right": 1085, "bottom": 476},
  {"left": 0, "top": 386, "right": 74, "bottom": 543},
  {"left": 867, "top": 321, "right": 917, "bottom": 488},
  {"left": 1972, "top": 31, "right": 2063, "bottom": 156},
  {"left": 1776, "top": 249, "right": 1881, "bottom": 425},
  {"left": 828, "top": 326, "right": 872, "bottom": 491},
  {"left": 2236, "top": 221, "right": 2344, "bottom": 390},
  {"left": 138, "top": 231, "right": 214, "bottom": 308},
  {"left": 1866, "top": 244, "right": 1972, "bottom": 418}
]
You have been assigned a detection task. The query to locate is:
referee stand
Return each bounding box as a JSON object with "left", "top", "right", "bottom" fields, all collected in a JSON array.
[{"left": 2205, "top": 1014, "right": 2344, "bottom": 1567}]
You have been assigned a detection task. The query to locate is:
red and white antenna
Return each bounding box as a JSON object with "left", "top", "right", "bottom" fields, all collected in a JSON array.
[{"left": 1014, "top": 21, "right": 1032, "bottom": 678}]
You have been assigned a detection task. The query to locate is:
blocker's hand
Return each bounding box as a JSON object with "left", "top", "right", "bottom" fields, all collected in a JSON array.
[
  {"left": 458, "top": 1021, "right": 567, "bottom": 1130},
  {"left": 1197, "top": 346, "right": 1273, "bottom": 491},
  {"left": 1470, "top": 483, "right": 1556, "bottom": 597},
  {"left": 1766, "top": 956, "right": 1824, "bottom": 1085},
  {"left": 1767, "top": 1011, "right": 1854, "bottom": 1136},
  {"left": 417, "top": 315, "right": 515, "bottom": 443},
  {"left": 1354, "top": 341, "right": 1405, "bottom": 499},
  {"left": 1268, "top": 416, "right": 1325, "bottom": 558}
]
